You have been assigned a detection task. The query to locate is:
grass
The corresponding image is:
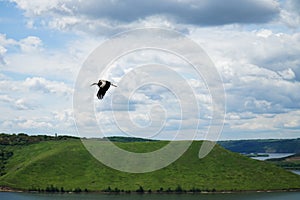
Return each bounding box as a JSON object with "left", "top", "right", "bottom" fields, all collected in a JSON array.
[{"left": 1, "top": 139, "right": 300, "bottom": 192}]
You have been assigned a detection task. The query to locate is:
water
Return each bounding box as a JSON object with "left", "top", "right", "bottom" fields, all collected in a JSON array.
[
  {"left": 291, "top": 170, "right": 300, "bottom": 175},
  {"left": 1, "top": 192, "right": 300, "bottom": 200},
  {"left": 250, "top": 153, "right": 295, "bottom": 161}
]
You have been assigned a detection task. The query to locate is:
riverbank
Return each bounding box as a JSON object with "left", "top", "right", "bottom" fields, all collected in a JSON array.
[{"left": 0, "top": 186, "right": 23, "bottom": 193}]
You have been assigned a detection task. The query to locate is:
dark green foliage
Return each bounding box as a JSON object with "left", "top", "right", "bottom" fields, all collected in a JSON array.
[
  {"left": 101, "top": 186, "right": 121, "bottom": 193},
  {"left": 113, "top": 187, "right": 120, "bottom": 193},
  {"left": 0, "top": 147, "right": 13, "bottom": 176},
  {"left": 136, "top": 186, "right": 144, "bottom": 193},
  {"left": 73, "top": 187, "right": 82, "bottom": 193},
  {"left": 175, "top": 185, "right": 183, "bottom": 192},
  {"left": 189, "top": 187, "right": 201, "bottom": 193},
  {"left": 0, "top": 133, "right": 79, "bottom": 146},
  {"left": 45, "top": 185, "right": 59, "bottom": 193},
  {"left": 105, "top": 136, "right": 156, "bottom": 143},
  {"left": 102, "top": 186, "right": 112, "bottom": 192}
]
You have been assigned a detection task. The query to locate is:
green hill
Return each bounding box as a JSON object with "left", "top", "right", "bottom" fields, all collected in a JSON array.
[{"left": 1, "top": 137, "right": 300, "bottom": 192}]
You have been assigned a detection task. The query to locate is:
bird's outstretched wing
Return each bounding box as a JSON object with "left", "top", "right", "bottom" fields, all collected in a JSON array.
[{"left": 97, "top": 87, "right": 107, "bottom": 99}]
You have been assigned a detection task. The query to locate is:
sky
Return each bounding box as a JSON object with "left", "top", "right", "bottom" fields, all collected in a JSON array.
[{"left": 0, "top": 0, "right": 300, "bottom": 140}]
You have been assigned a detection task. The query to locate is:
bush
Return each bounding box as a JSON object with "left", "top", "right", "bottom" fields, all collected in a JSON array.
[
  {"left": 136, "top": 186, "right": 144, "bottom": 193},
  {"left": 45, "top": 185, "right": 59, "bottom": 193},
  {"left": 175, "top": 185, "right": 183, "bottom": 192},
  {"left": 73, "top": 187, "right": 82, "bottom": 193}
]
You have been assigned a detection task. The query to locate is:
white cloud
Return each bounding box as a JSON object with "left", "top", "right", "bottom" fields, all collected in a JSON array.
[
  {"left": 17, "top": 118, "right": 53, "bottom": 129},
  {"left": 0, "top": 94, "right": 34, "bottom": 110},
  {"left": 0, "top": 35, "right": 43, "bottom": 68},
  {"left": 1, "top": 34, "right": 96, "bottom": 81},
  {"left": 277, "top": 68, "right": 295, "bottom": 80},
  {"left": 48, "top": 16, "right": 80, "bottom": 31},
  {"left": 53, "top": 108, "right": 73, "bottom": 122},
  {"left": 0, "top": 34, "right": 17, "bottom": 65},
  {"left": 24, "top": 77, "right": 73, "bottom": 96},
  {"left": 9, "top": 0, "right": 63, "bottom": 16},
  {"left": 195, "top": 28, "right": 300, "bottom": 80},
  {"left": 230, "top": 110, "right": 300, "bottom": 131},
  {"left": 190, "top": 27, "right": 300, "bottom": 113},
  {"left": 19, "top": 36, "right": 43, "bottom": 52},
  {"left": 0, "top": 76, "right": 76, "bottom": 135},
  {"left": 283, "top": 119, "right": 300, "bottom": 128},
  {"left": 0, "top": 34, "right": 16, "bottom": 46},
  {"left": 52, "top": 109, "right": 76, "bottom": 133},
  {"left": 256, "top": 29, "right": 273, "bottom": 38}
]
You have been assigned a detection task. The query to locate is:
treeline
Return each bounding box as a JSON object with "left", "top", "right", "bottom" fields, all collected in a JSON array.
[
  {"left": 0, "top": 133, "right": 156, "bottom": 146},
  {"left": 0, "top": 133, "right": 79, "bottom": 146},
  {"left": 28, "top": 185, "right": 223, "bottom": 194},
  {"left": 28, "top": 185, "right": 88, "bottom": 193},
  {"left": 105, "top": 136, "right": 156, "bottom": 143}
]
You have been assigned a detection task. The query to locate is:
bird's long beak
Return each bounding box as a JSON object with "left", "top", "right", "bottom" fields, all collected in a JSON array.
[
  {"left": 90, "top": 83, "right": 97, "bottom": 86},
  {"left": 111, "top": 83, "right": 117, "bottom": 87}
]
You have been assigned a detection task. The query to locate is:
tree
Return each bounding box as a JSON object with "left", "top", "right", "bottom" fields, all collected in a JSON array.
[
  {"left": 175, "top": 185, "right": 183, "bottom": 193},
  {"left": 136, "top": 186, "right": 144, "bottom": 193}
]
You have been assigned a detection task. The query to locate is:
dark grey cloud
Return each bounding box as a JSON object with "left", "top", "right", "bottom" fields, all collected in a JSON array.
[{"left": 62, "top": 0, "right": 280, "bottom": 25}]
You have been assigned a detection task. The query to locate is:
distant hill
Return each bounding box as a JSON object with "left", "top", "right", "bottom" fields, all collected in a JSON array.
[
  {"left": 218, "top": 139, "right": 300, "bottom": 153},
  {"left": 0, "top": 134, "right": 299, "bottom": 192}
]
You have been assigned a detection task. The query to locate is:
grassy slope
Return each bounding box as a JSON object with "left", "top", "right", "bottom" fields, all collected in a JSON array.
[{"left": 0, "top": 139, "right": 300, "bottom": 192}]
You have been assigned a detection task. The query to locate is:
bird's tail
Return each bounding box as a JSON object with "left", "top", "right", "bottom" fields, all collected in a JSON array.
[{"left": 90, "top": 83, "right": 98, "bottom": 86}]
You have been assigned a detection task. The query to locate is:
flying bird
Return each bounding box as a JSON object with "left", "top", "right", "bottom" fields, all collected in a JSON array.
[{"left": 91, "top": 80, "right": 117, "bottom": 99}]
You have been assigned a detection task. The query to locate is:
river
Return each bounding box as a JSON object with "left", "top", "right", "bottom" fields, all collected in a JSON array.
[
  {"left": 249, "top": 153, "right": 295, "bottom": 161},
  {"left": 1, "top": 192, "right": 300, "bottom": 200}
]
